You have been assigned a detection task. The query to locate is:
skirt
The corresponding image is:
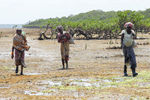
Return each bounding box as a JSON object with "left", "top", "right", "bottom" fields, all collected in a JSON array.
[
  {"left": 15, "top": 49, "right": 25, "bottom": 67},
  {"left": 61, "top": 42, "right": 69, "bottom": 61}
]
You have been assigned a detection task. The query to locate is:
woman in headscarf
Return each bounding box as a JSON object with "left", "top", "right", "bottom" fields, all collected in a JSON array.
[
  {"left": 11, "top": 29, "right": 30, "bottom": 75},
  {"left": 57, "top": 26, "right": 71, "bottom": 69},
  {"left": 121, "top": 22, "right": 138, "bottom": 77}
]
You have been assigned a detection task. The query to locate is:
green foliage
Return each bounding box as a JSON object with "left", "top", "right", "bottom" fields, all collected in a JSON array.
[
  {"left": 23, "top": 9, "right": 150, "bottom": 39},
  {"left": 117, "top": 10, "right": 144, "bottom": 32}
]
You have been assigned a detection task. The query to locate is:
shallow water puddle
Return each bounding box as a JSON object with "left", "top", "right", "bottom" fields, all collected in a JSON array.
[
  {"left": 102, "top": 79, "right": 112, "bottom": 83},
  {"left": 34, "top": 78, "right": 117, "bottom": 90},
  {"left": 0, "top": 86, "right": 10, "bottom": 89},
  {"left": 25, "top": 76, "right": 150, "bottom": 96},
  {"left": 24, "top": 89, "right": 85, "bottom": 97},
  {"left": 48, "top": 81, "right": 62, "bottom": 86},
  {"left": 112, "top": 77, "right": 125, "bottom": 83},
  {"left": 36, "top": 80, "right": 62, "bottom": 87},
  {"left": 136, "top": 82, "right": 150, "bottom": 87},
  {"left": 24, "top": 90, "right": 52, "bottom": 96},
  {"left": 70, "top": 82, "right": 92, "bottom": 87},
  {"left": 25, "top": 78, "right": 114, "bottom": 96},
  {"left": 0, "top": 84, "right": 10, "bottom": 89},
  {"left": 69, "top": 78, "right": 91, "bottom": 82},
  {"left": 25, "top": 73, "right": 42, "bottom": 75},
  {"left": 35, "top": 78, "right": 120, "bottom": 89}
]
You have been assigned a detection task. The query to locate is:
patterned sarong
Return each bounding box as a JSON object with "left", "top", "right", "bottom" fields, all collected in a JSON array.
[
  {"left": 13, "top": 34, "right": 28, "bottom": 67},
  {"left": 61, "top": 42, "right": 69, "bottom": 61},
  {"left": 13, "top": 34, "right": 30, "bottom": 51},
  {"left": 15, "top": 49, "right": 25, "bottom": 67},
  {"left": 13, "top": 34, "right": 25, "bottom": 51}
]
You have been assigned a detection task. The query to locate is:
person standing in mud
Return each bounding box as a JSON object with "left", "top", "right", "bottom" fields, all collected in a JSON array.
[
  {"left": 57, "top": 26, "right": 71, "bottom": 69},
  {"left": 11, "top": 29, "right": 30, "bottom": 75},
  {"left": 121, "top": 22, "right": 138, "bottom": 77}
]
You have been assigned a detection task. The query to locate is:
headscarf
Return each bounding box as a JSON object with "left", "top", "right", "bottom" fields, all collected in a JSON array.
[
  {"left": 124, "top": 22, "right": 134, "bottom": 29},
  {"left": 57, "top": 25, "right": 63, "bottom": 30}
]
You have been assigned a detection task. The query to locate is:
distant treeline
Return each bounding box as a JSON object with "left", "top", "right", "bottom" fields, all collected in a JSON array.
[{"left": 23, "top": 9, "right": 150, "bottom": 39}]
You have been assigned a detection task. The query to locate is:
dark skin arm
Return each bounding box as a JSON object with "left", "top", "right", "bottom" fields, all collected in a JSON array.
[
  {"left": 11, "top": 46, "right": 15, "bottom": 59},
  {"left": 132, "top": 33, "right": 136, "bottom": 39},
  {"left": 121, "top": 33, "right": 124, "bottom": 48}
]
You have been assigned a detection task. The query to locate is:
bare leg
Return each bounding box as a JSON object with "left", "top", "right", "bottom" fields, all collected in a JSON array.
[
  {"left": 15, "top": 66, "right": 19, "bottom": 73},
  {"left": 124, "top": 65, "right": 128, "bottom": 76},
  {"left": 65, "top": 60, "right": 68, "bottom": 69},
  {"left": 20, "top": 66, "right": 23, "bottom": 75},
  {"left": 65, "top": 56, "right": 69, "bottom": 69},
  {"left": 62, "top": 59, "right": 65, "bottom": 69}
]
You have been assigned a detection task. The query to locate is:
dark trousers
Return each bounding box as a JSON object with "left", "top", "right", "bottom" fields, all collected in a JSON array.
[{"left": 123, "top": 46, "right": 136, "bottom": 69}]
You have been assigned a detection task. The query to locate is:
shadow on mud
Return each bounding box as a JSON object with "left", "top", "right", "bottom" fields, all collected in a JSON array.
[{"left": 57, "top": 68, "right": 75, "bottom": 70}]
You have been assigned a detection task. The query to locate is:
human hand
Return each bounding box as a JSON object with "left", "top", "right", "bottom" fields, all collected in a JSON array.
[{"left": 11, "top": 52, "right": 14, "bottom": 59}]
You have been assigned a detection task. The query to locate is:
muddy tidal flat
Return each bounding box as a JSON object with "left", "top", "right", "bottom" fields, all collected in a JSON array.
[{"left": 0, "top": 29, "right": 150, "bottom": 100}]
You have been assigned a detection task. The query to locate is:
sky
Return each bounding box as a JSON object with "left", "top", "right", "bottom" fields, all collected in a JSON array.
[{"left": 0, "top": 0, "right": 150, "bottom": 24}]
